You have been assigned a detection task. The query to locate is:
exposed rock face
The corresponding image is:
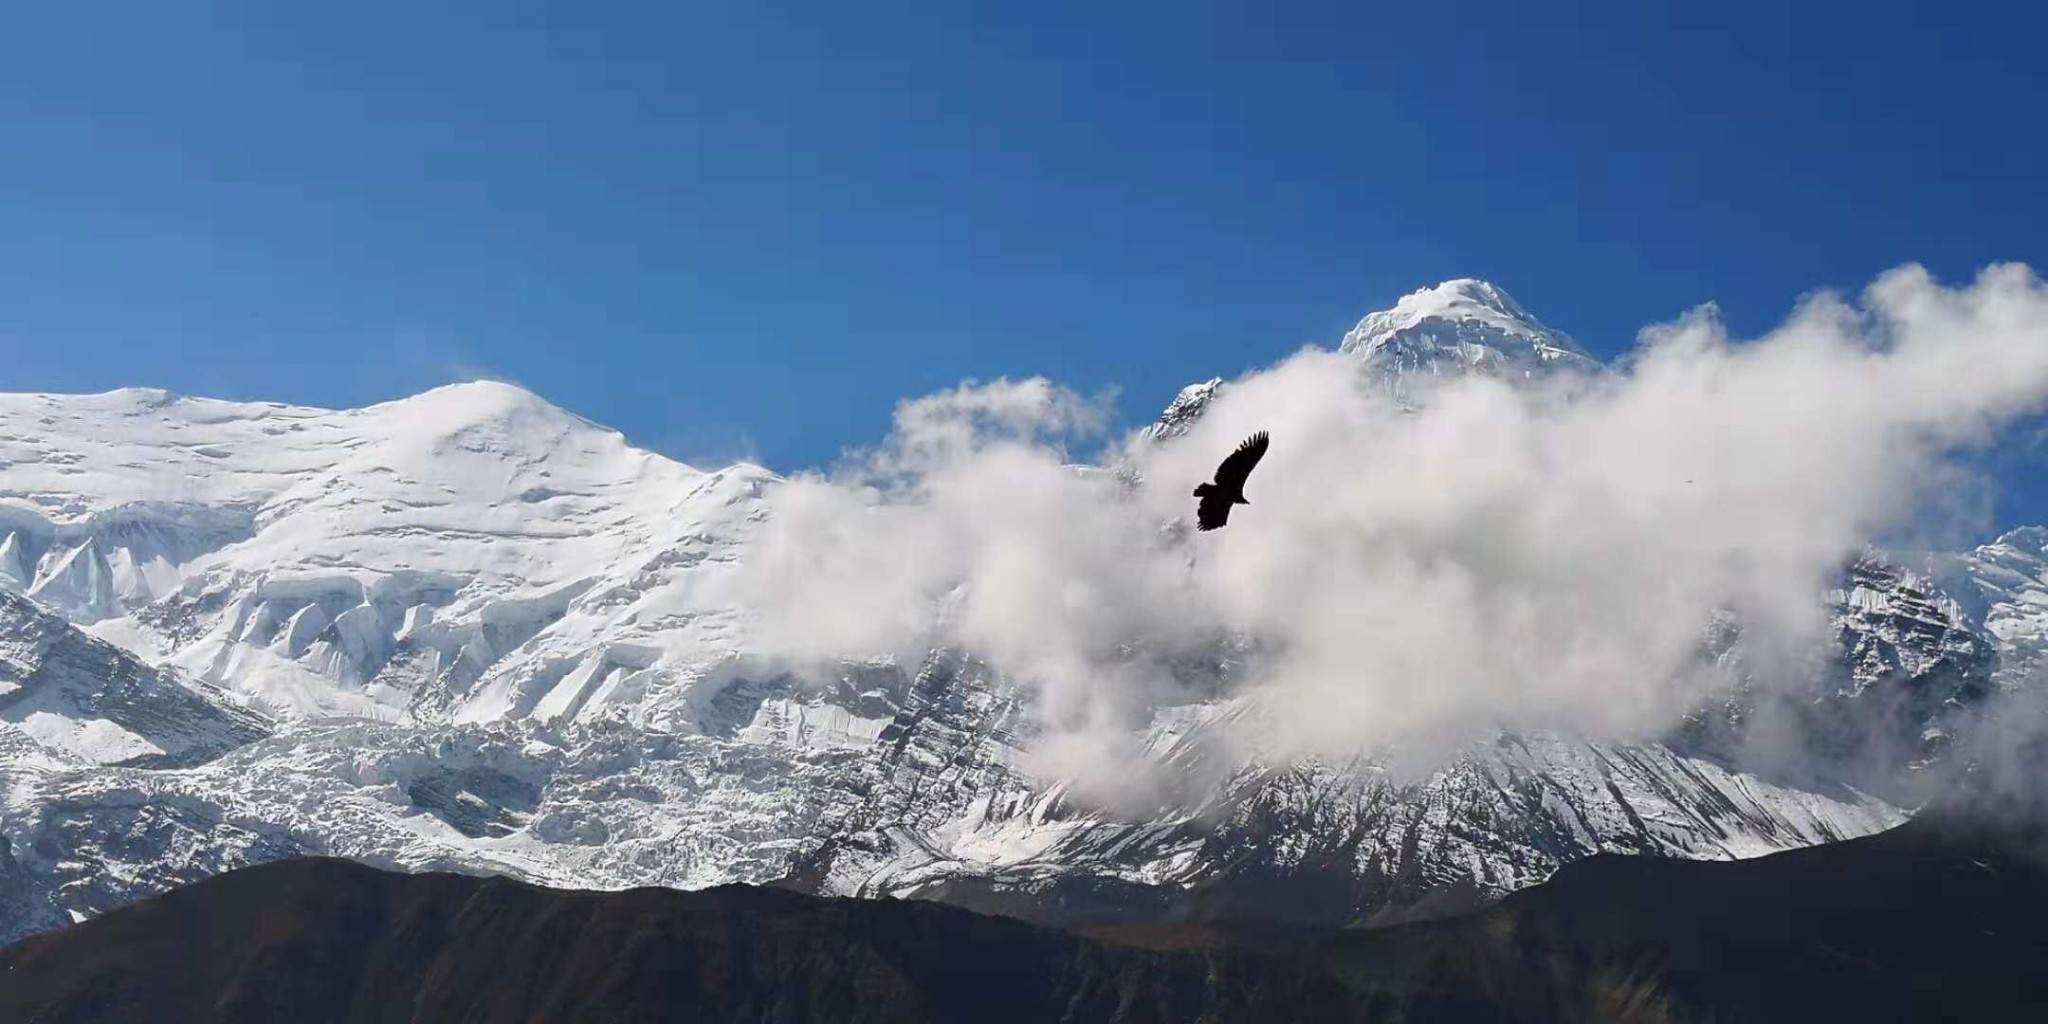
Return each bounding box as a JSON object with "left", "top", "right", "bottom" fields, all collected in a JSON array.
[
  {"left": 0, "top": 281, "right": 2028, "bottom": 946},
  {"left": 1139, "top": 378, "right": 1225, "bottom": 442},
  {"left": 0, "top": 591, "right": 268, "bottom": 767}
]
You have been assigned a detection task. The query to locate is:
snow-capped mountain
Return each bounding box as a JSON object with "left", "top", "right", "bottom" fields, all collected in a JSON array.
[
  {"left": 797, "top": 655, "right": 1897, "bottom": 928},
  {"left": 0, "top": 383, "right": 768, "bottom": 724},
  {"left": 0, "top": 280, "right": 2022, "bottom": 944},
  {"left": 1141, "top": 379, "right": 1225, "bottom": 442},
  {"left": 1142, "top": 279, "right": 1594, "bottom": 442},
  {"left": 1342, "top": 278, "right": 1598, "bottom": 380}
]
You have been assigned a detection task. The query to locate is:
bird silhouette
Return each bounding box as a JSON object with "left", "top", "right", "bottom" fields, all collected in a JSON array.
[{"left": 1193, "top": 431, "right": 1268, "bottom": 531}]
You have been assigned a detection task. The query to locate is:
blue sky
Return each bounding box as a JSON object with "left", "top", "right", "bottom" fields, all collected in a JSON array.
[{"left": 4, "top": 2, "right": 2045, "bottom": 521}]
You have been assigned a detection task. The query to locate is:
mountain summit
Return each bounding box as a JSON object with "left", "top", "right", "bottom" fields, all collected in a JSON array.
[
  {"left": 1339, "top": 278, "right": 1599, "bottom": 379},
  {"left": 0, "top": 286, "right": 2017, "bottom": 949},
  {"left": 1143, "top": 279, "right": 1595, "bottom": 440}
]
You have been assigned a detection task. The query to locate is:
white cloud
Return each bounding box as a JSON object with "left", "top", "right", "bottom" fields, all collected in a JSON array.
[{"left": 738, "top": 263, "right": 2048, "bottom": 799}]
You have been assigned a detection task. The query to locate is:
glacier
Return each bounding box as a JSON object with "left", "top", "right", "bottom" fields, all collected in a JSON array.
[{"left": 3, "top": 279, "right": 2034, "bottom": 943}]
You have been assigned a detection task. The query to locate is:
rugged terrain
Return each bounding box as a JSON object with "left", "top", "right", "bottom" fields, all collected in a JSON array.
[
  {"left": 3, "top": 279, "right": 2041, "bottom": 943},
  {"left": 4, "top": 812, "right": 2041, "bottom": 1023}
]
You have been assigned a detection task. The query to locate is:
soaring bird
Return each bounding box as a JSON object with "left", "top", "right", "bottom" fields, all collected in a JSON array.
[{"left": 1193, "top": 431, "right": 1268, "bottom": 531}]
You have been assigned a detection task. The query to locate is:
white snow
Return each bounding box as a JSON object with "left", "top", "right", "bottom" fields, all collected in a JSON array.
[
  {"left": 1953, "top": 525, "right": 2048, "bottom": 678},
  {"left": 3, "top": 281, "right": 2015, "bottom": 942},
  {"left": 0, "top": 382, "right": 771, "bottom": 720},
  {"left": 737, "top": 698, "right": 892, "bottom": 751},
  {"left": 1338, "top": 278, "right": 1600, "bottom": 381},
  {"left": 13, "top": 711, "right": 163, "bottom": 765},
  {"left": 0, "top": 531, "right": 30, "bottom": 592}
]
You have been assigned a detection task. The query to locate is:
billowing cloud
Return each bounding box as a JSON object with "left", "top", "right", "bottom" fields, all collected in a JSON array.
[{"left": 739, "top": 264, "right": 2048, "bottom": 798}]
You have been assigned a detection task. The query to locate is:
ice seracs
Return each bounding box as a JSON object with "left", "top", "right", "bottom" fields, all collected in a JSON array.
[
  {"left": 0, "top": 591, "right": 268, "bottom": 767},
  {"left": 0, "top": 380, "right": 754, "bottom": 720},
  {"left": 0, "top": 531, "right": 30, "bottom": 592},
  {"left": 2, "top": 279, "right": 2028, "bottom": 946}
]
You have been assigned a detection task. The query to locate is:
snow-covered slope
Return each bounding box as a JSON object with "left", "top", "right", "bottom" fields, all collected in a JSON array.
[
  {"left": 788, "top": 653, "right": 1898, "bottom": 928},
  {"left": 0, "top": 382, "right": 766, "bottom": 722},
  {"left": 2, "top": 280, "right": 2017, "bottom": 945},
  {"left": 0, "top": 592, "right": 268, "bottom": 767},
  {"left": 1, "top": 649, "right": 1903, "bottom": 944},
  {"left": 1951, "top": 527, "right": 2048, "bottom": 679},
  {"left": 1341, "top": 278, "right": 1599, "bottom": 381},
  {"left": 1142, "top": 278, "right": 1598, "bottom": 442},
  {"left": 1140, "top": 379, "right": 1225, "bottom": 442}
]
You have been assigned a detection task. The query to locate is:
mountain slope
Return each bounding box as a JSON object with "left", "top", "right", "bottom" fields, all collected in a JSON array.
[
  {"left": 0, "top": 279, "right": 2011, "bottom": 947},
  {"left": 0, "top": 591, "right": 267, "bottom": 767},
  {"left": 1952, "top": 525, "right": 2048, "bottom": 677},
  {"left": 0, "top": 856, "right": 1370, "bottom": 1024},
  {"left": 6, "top": 815, "right": 2044, "bottom": 1024},
  {"left": 0, "top": 381, "right": 751, "bottom": 721},
  {"left": 1339, "top": 278, "right": 1599, "bottom": 382},
  {"left": 1309, "top": 812, "right": 2048, "bottom": 1021},
  {"left": 1142, "top": 279, "right": 1596, "bottom": 441},
  {"left": 796, "top": 656, "right": 1899, "bottom": 929}
]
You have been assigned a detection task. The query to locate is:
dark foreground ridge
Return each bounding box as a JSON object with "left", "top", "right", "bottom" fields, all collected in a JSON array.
[
  {"left": 0, "top": 857, "right": 1366, "bottom": 1024},
  {"left": 5, "top": 814, "right": 2047, "bottom": 1023},
  {"left": 1314, "top": 811, "right": 2048, "bottom": 1021}
]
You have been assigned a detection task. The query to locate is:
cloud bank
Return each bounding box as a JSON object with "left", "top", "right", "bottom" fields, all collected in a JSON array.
[{"left": 738, "top": 263, "right": 2048, "bottom": 796}]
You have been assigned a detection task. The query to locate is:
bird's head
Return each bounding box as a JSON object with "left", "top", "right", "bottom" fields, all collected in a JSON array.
[{"left": 1235, "top": 496, "right": 1250, "bottom": 505}]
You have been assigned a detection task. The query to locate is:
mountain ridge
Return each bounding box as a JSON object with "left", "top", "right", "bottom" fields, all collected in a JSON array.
[
  {"left": 5, "top": 812, "right": 2043, "bottom": 1023},
  {"left": 0, "top": 278, "right": 2030, "bottom": 948}
]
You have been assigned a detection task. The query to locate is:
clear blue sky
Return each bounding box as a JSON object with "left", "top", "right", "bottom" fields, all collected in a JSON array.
[{"left": 4, "top": 2, "right": 2045, "bottom": 521}]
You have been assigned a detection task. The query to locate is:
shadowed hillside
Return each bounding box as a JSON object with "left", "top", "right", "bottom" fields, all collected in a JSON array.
[
  {"left": 1347, "top": 813, "right": 2048, "bottom": 1021},
  {"left": 4, "top": 815, "right": 2047, "bottom": 1022},
  {"left": 1097, "top": 812, "right": 2048, "bottom": 1022},
  {"left": 0, "top": 856, "right": 1371, "bottom": 1024}
]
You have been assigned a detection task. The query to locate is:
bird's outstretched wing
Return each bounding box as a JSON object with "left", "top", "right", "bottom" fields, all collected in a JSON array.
[
  {"left": 1213, "top": 431, "right": 1269, "bottom": 491},
  {"left": 1195, "top": 491, "right": 1232, "bottom": 530}
]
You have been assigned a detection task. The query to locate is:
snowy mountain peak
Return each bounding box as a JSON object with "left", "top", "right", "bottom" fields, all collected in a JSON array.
[
  {"left": 0, "top": 373, "right": 2003, "bottom": 951},
  {"left": 1140, "top": 378, "right": 1225, "bottom": 441},
  {"left": 1991, "top": 524, "right": 2048, "bottom": 559},
  {"left": 1392, "top": 278, "right": 1535, "bottom": 321},
  {"left": 1141, "top": 280, "right": 1598, "bottom": 439},
  {"left": 95, "top": 386, "right": 179, "bottom": 408},
  {"left": 0, "top": 382, "right": 745, "bottom": 717},
  {"left": 366, "top": 380, "right": 610, "bottom": 440},
  {"left": 1339, "top": 278, "right": 1598, "bottom": 378}
]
